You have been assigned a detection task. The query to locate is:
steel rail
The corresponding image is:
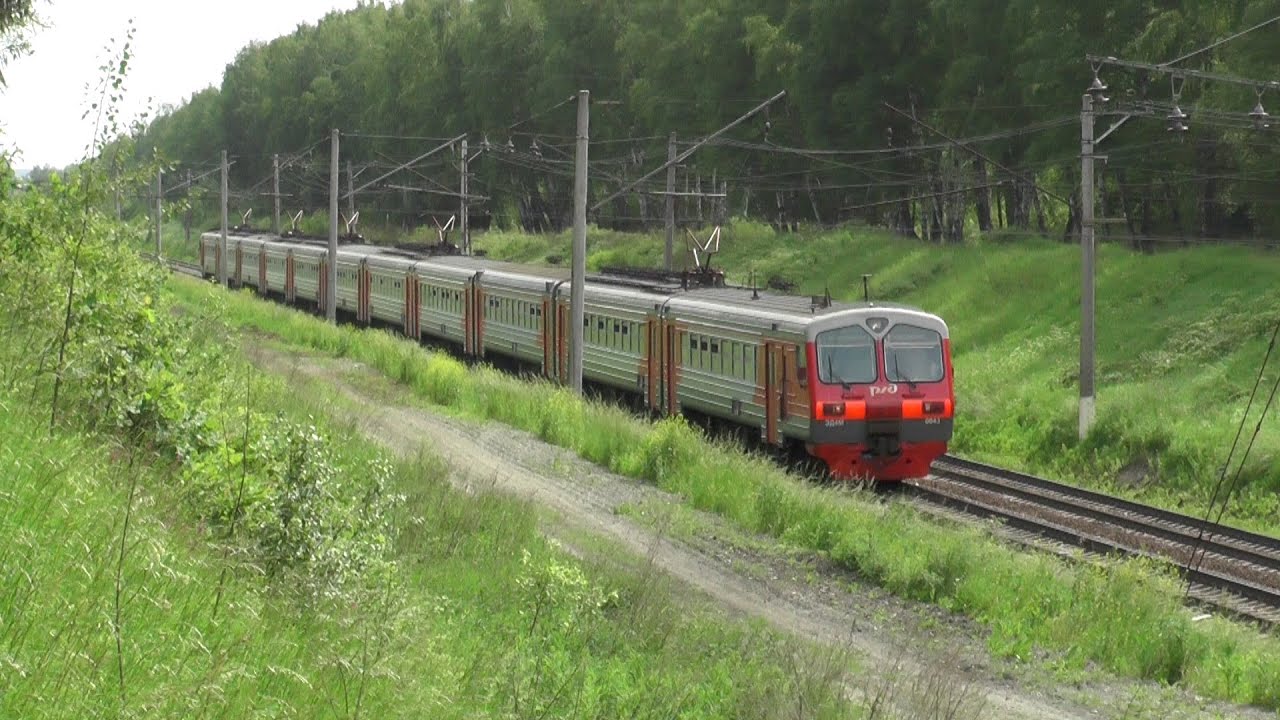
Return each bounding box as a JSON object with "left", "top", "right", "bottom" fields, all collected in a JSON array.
[{"left": 907, "top": 455, "right": 1280, "bottom": 627}]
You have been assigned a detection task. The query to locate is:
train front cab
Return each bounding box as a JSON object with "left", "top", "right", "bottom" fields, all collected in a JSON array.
[{"left": 805, "top": 311, "right": 954, "bottom": 481}]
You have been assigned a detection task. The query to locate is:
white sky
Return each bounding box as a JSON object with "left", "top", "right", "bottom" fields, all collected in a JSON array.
[{"left": 0, "top": 0, "right": 374, "bottom": 168}]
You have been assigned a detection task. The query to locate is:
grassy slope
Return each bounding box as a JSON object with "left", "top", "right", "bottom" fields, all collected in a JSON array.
[
  {"left": 473, "top": 223, "right": 1280, "bottom": 530},
  {"left": 0, "top": 337, "right": 860, "bottom": 720},
  {"left": 168, "top": 275, "right": 1280, "bottom": 711}
]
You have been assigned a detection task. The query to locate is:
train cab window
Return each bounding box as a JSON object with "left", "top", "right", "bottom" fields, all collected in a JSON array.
[
  {"left": 816, "top": 325, "right": 877, "bottom": 385},
  {"left": 884, "top": 324, "right": 944, "bottom": 383}
]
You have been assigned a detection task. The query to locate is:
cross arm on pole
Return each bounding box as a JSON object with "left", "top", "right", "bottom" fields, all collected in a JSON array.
[
  {"left": 589, "top": 90, "right": 786, "bottom": 212},
  {"left": 1086, "top": 54, "right": 1280, "bottom": 92},
  {"left": 345, "top": 133, "right": 467, "bottom": 200}
]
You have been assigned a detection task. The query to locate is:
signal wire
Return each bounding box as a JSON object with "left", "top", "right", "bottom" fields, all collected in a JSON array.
[{"left": 1183, "top": 318, "right": 1280, "bottom": 594}]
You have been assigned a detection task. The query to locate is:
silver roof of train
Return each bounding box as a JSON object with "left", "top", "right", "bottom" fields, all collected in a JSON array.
[{"left": 203, "top": 230, "right": 946, "bottom": 334}]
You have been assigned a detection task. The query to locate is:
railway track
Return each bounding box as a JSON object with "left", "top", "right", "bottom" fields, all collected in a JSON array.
[
  {"left": 144, "top": 254, "right": 205, "bottom": 278},
  {"left": 155, "top": 256, "right": 1280, "bottom": 627},
  {"left": 907, "top": 455, "right": 1280, "bottom": 628}
]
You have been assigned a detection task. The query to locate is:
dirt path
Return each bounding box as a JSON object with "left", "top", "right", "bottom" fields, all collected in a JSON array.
[{"left": 248, "top": 345, "right": 1272, "bottom": 720}]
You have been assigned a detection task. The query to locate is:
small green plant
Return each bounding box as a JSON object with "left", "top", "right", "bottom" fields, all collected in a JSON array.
[{"left": 172, "top": 272, "right": 1280, "bottom": 710}]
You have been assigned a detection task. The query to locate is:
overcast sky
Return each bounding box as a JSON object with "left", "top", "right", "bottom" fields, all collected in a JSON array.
[{"left": 1, "top": 0, "right": 373, "bottom": 168}]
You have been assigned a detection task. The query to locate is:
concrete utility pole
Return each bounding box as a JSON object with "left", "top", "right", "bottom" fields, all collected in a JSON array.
[
  {"left": 664, "top": 132, "right": 676, "bottom": 271},
  {"left": 184, "top": 169, "right": 193, "bottom": 245},
  {"left": 328, "top": 128, "right": 339, "bottom": 323},
  {"left": 1079, "top": 94, "right": 1096, "bottom": 440},
  {"left": 570, "top": 90, "right": 590, "bottom": 394},
  {"left": 219, "top": 150, "right": 229, "bottom": 287},
  {"left": 272, "top": 153, "right": 281, "bottom": 234},
  {"left": 460, "top": 137, "right": 469, "bottom": 254},
  {"left": 346, "top": 159, "right": 355, "bottom": 219},
  {"left": 154, "top": 168, "right": 163, "bottom": 256}
]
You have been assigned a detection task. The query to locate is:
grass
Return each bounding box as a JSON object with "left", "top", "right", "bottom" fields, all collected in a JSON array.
[
  {"left": 470, "top": 221, "right": 1280, "bottom": 532},
  {"left": 0, "top": 325, "right": 876, "bottom": 719},
  {"left": 169, "top": 273, "right": 1280, "bottom": 711}
]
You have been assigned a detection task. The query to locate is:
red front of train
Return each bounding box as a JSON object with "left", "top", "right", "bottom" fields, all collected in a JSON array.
[{"left": 803, "top": 309, "right": 954, "bottom": 481}]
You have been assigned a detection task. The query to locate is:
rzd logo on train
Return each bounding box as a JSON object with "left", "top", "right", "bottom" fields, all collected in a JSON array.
[{"left": 869, "top": 384, "right": 899, "bottom": 397}]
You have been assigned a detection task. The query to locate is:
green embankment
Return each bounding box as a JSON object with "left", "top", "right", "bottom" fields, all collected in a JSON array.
[
  {"left": 169, "top": 274, "right": 1280, "bottom": 710},
  {"left": 154, "top": 215, "right": 1280, "bottom": 528},
  {"left": 473, "top": 222, "right": 1280, "bottom": 530},
  {"left": 3, "top": 173, "right": 859, "bottom": 718}
]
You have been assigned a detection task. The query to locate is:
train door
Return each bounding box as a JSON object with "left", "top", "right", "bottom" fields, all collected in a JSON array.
[
  {"left": 318, "top": 260, "right": 328, "bottom": 314},
  {"left": 285, "top": 252, "right": 295, "bottom": 302},
  {"left": 258, "top": 250, "right": 267, "bottom": 294},
  {"left": 557, "top": 301, "right": 568, "bottom": 383},
  {"left": 545, "top": 295, "right": 555, "bottom": 379},
  {"left": 234, "top": 245, "right": 243, "bottom": 286},
  {"left": 465, "top": 271, "right": 485, "bottom": 358},
  {"left": 764, "top": 341, "right": 786, "bottom": 446},
  {"left": 403, "top": 272, "right": 418, "bottom": 338},
  {"left": 664, "top": 321, "right": 678, "bottom": 416},
  {"left": 646, "top": 312, "right": 660, "bottom": 411},
  {"left": 358, "top": 263, "right": 370, "bottom": 325}
]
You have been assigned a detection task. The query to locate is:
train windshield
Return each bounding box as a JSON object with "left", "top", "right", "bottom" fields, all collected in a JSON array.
[
  {"left": 816, "top": 325, "right": 877, "bottom": 385},
  {"left": 884, "top": 324, "right": 944, "bottom": 384}
]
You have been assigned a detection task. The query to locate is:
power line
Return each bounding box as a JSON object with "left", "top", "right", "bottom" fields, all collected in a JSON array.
[
  {"left": 1184, "top": 317, "right": 1280, "bottom": 591},
  {"left": 1163, "top": 14, "right": 1280, "bottom": 68}
]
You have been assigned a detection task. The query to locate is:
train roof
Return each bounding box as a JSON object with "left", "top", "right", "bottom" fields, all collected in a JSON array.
[{"left": 202, "top": 230, "right": 946, "bottom": 334}]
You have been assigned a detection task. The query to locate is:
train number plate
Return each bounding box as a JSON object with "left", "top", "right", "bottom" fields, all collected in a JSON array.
[{"left": 823, "top": 419, "right": 845, "bottom": 428}]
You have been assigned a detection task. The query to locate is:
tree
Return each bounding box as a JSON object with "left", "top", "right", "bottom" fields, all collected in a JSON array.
[{"left": 0, "top": 0, "right": 36, "bottom": 86}]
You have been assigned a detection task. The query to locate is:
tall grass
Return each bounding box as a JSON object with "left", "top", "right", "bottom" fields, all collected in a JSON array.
[
  {"left": 0, "top": 343, "right": 872, "bottom": 719},
  {"left": 466, "top": 222, "right": 1280, "bottom": 531},
  {"left": 172, "top": 274, "right": 1280, "bottom": 710}
]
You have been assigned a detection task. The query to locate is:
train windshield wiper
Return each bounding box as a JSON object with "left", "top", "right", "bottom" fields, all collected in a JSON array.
[
  {"left": 892, "top": 353, "right": 917, "bottom": 391},
  {"left": 826, "top": 353, "right": 850, "bottom": 390}
]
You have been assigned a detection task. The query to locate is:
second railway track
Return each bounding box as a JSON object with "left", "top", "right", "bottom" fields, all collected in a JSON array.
[
  {"left": 907, "top": 455, "right": 1280, "bottom": 628},
  {"left": 158, "top": 256, "right": 1280, "bottom": 628}
]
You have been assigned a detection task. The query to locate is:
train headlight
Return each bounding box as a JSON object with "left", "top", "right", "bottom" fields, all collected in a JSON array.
[
  {"left": 822, "top": 402, "right": 846, "bottom": 418},
  {"left": 922, "top": 401, "right": 945, "bottom": 415}
]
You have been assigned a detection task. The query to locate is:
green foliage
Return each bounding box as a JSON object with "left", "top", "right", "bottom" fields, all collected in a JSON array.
[
  {"left": 471, "top": 224, "right": 1280, "bottom": 531},
  {"left": 0, "top": 169, "right": 866, "bottom": 718},
  {"left": 176, "top": 272, "right": 1280, "bottom": 710},
  {"left": 125, "top": 0, "right": 1280, "bottom": 243}
]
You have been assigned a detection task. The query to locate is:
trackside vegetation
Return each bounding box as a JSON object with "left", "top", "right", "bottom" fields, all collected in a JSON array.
[
  {"left": 168, "top": 272, "right": 1280, "bottom": 711},
  {"left": 469, "top": 222, "right": 1280, "bottom": 532},
  {"left": 1, "top": 163, "right": 877, "bottom": 716}
]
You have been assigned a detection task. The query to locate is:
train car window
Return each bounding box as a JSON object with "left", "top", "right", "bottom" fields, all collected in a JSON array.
[
  {"left": 816, "top": 325, "right": 877, "bottom": 384},
  {"left": 796, "top": 346, "right": 808, "bottom": 386},
  {"left": 884, "top": 325, "right": 945, "bottom": 383},
  {"left": 744, "top": 344, "right": 757, "bottom": 382}
]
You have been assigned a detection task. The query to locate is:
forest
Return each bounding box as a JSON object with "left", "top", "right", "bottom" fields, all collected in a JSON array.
[{"left": 130, "top": 0, "right": 1280, "bottom": 246}]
